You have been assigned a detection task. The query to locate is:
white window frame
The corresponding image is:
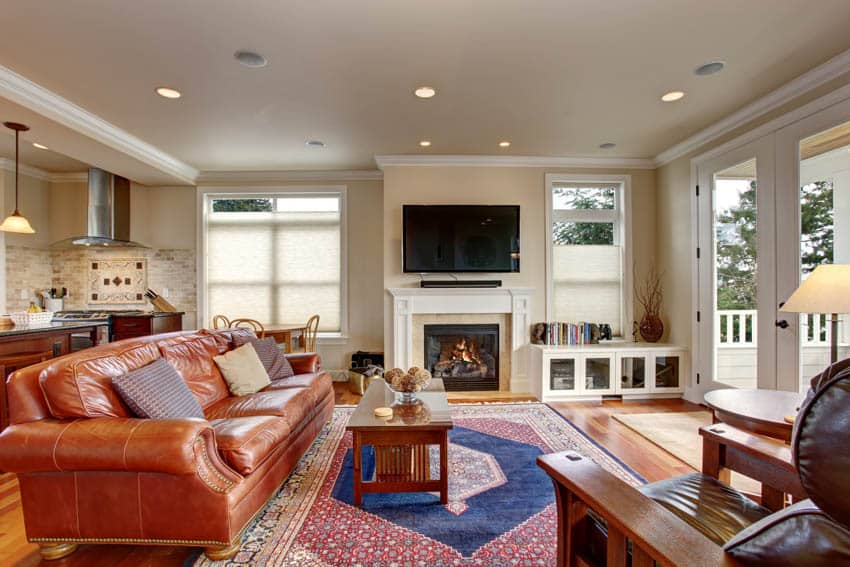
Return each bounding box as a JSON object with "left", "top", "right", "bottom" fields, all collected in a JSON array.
[
  {"left": 544, "top": 173, "right": 633, "bottom": 337},
  {"left": 196, "top": 185, "right": 349, "bottom": 342}
]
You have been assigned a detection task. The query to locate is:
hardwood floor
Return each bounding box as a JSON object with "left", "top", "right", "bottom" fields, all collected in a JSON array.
[{"left": 1, "top": 383, "right": 701, "bottom": 566}]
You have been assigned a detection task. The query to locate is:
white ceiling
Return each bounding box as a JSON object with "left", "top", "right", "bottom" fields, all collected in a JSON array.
[{"left": 1, "top": 0, "right": 850, "bottom": 174}]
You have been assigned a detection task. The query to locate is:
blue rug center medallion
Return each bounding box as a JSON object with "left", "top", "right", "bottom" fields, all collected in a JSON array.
[{"left": 332, "top": 425, "right": 554, "bottom": 556}]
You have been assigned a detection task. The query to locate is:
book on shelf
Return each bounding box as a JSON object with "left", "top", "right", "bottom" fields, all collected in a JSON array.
[{"left": 537, "top": 322, "right": 597, "bottom": 346}]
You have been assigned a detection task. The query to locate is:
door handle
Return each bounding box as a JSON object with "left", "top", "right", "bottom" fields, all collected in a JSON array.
[{"left": 775, "top": 319, "right": 789, "bottom": 329}]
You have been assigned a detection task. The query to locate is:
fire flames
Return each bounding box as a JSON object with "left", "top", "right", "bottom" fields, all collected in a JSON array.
[{"left": 448, "top": 337, "right": 482, "bottom": 364}]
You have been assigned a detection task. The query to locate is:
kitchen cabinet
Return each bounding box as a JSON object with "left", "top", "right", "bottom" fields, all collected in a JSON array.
[
  {"left": 111, "top": 313, "right": 183, "bottom": 342},
  {"left": 529, "top": 343, "right": 688, "bottom": 402}
]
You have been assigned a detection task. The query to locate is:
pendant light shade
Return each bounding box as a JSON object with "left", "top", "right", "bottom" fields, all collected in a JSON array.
[{"left": 2, "top": 121, "right": 35, "bottom": 234}]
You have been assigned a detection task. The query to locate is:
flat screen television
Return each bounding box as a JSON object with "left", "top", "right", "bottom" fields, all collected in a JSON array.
[{"left": 402, "top": 205, "right": 520, "bottom": 273}]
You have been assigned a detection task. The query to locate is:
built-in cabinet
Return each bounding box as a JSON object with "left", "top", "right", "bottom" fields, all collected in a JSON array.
[{"left": 529, "top": 343, "right": 688, "bottom": 401}]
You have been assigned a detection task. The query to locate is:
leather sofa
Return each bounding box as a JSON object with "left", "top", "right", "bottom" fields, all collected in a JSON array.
[{"left": 0, "top": 329, "right": 334, "bottom": 561}]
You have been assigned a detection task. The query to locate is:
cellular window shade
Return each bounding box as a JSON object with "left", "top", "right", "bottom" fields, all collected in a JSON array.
[
  {"left": 206, "top": 202, "right": 341, "bottom": 332},
  {"left": 552, "top": 244, "right": 622, "bottom": 336}
]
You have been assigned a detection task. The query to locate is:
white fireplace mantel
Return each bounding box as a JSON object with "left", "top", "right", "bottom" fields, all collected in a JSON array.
[{"left": 387, "top": 287, "right": 534, "bottom": 392}]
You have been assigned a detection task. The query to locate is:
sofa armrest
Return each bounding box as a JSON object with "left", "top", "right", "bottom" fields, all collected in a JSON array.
[
  {"left": 538, "top": 451, "right": 731, "bottom": 567},
  {"left": 285, "top": 352, "right": 321, "bottom": 374},
  {"left": 0, "top": 418, "right": 241, "bottom": 491}
]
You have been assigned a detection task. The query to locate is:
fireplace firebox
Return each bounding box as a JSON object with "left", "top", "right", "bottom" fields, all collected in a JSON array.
[{"left": 424, "top": 324, "right": 499, "bottom": 391}]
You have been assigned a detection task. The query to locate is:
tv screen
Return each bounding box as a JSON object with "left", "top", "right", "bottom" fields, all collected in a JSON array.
[{"left": 403, "top": 205, "right": 520, "bottom": 273}]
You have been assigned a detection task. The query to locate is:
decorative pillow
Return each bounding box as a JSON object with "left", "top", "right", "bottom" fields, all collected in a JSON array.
[
  {"left": 233, "top": 334, "right": 295, "bottom": 381},
  {"left": 112, "top": 358, "right": 205, "bottom": 419},
  {"left": 214, "top": 343, "right": 271, "bottom": 396}
]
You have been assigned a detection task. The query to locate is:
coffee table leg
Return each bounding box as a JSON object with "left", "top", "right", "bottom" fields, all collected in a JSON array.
[
  {"left": 353, "top": 431, "right": 363, "bottom": 506},
  {"left": 440, "top": 431, "right": 449, "bottom": 505}
]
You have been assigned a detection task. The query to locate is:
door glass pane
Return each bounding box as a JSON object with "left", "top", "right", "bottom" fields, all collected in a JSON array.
[
  {"left": 550, "top": 359, "right": 576, "bottom": 391},
  {"left": 798, "top": 121, "right": 848, "bottom": 390},
  {"left": 585, "top": 357, "right": 610, "bottom": 390},
  {"left": 655, "top": 356, "right": 681, "bottom": 388},
  {"left": 620, "top": 356, "right": 646, "bottom": 389},
  {"left": 713, "top": 159, "right": 758, "bottom": 388}
]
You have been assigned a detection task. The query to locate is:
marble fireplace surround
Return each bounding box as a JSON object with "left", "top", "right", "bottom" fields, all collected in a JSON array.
[{"left": 387, "top": 287, "right": 533, "bottom": 392}]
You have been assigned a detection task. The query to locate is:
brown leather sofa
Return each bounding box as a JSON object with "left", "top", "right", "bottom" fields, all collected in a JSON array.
[
  {"left": 0, "top": 329, "right": 334, "bottom": 561},
  {"left": 539, "top": 359, "right": 850, "bottom": 566}
]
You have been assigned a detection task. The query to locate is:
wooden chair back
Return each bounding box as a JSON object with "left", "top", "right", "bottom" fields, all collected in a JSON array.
[
  {"left": 229, "top": 318, "right": 266, "bottom": 338},
  {"left": 304, "top": 314, "right": 320, "bottom": 352},
  {"left": 211, "top": 315, "right": 231, "bottom": 330}
]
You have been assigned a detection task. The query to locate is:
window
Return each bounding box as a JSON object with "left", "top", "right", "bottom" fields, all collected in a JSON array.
[
  {"left": 545, "top": 175, "right": 631, "bottom": 336},
  {"left": 202, "top": 188, "right": 346, "bottom": 335}
]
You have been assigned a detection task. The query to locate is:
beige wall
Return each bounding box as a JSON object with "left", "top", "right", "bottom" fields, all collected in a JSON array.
[
  {"left": 382, "top": 165, "right": 656, "bottom": 365},
  {"left": 656, "top": 70, "right": 850, "bottom": 353},
  {"left": 4, "top": 170, "right": 51, "bottom": 248}
]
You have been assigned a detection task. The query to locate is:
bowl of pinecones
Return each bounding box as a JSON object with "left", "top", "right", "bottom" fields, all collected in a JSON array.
[{"left": 383, "top": 366, "right": 432, "bottom": 402}]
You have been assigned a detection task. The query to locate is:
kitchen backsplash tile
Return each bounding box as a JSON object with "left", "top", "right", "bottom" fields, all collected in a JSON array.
[{"left": 5, "top": 245, "right": 197, "bottom": 328}]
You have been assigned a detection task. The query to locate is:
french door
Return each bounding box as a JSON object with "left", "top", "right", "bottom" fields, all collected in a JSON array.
[
  {"left": 696, "top": 137, "right": 776, "bottom": 398},
  {"left": 696, "top": 95, "right": 850, "bottom": 398}
]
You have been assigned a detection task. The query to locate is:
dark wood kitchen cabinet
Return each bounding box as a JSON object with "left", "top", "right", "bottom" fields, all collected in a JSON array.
[{"left": 111, "top": 313, "right": 183, "bottom": 341}]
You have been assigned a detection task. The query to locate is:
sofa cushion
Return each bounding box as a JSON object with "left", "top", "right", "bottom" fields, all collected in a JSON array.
[
  {"left": 638, "top": 472, "right": 771, "bottom": 545},
  {"left": 233, "top": 334, "right": 295, "bottom": 381},
  {"left": 211, "top": 416, "right": 291, "bottom": 475},
  {"left": 214, "top": 344, "right": 271, "bottom": 396},
  {"left": 264, "top": 371, "right": 333, "bottom": 406},
  {"left": 112, "top": 358, "right": 205, "bottom": 419},
  {"left": 158, "top": 333, "right": 231, "bottom": 409},
  {"left": 205, "top": 387, "right": 314, "bottom": 432},
  {"left": 40, "top": 341, "right": 162, "bottom": 419}
]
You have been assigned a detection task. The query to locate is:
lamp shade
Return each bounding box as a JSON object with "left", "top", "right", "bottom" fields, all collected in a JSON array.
[
  {"left": 781, "top": 264, "right": 850, "bottom": 314},
  {"left": 0, "top": 211, "right": 35, "bottom": 234}
]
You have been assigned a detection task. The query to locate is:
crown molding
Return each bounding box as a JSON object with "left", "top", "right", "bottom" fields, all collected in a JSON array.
[
  {"left": 196, "top": 169, "right": 383, "bottom": 184},
  {"left": 374, "top": 154, "right": 657, "bottom": 170},
  {"left": 0, "top": 158, "right": 87, "bottom": 183},
  {"left": 0, "top": 64, "right": 199, "bottom": 184},
  {"left": 654, "top": 48, "right": 850, "bottom": 167}
]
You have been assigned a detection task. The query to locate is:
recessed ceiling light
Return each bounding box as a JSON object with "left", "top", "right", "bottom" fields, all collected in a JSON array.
[
  {"left": 599, "top": 142, "right": 616, "bottom": 150},
  {"left": 414, "top": 86, "right": 436, "bottom": 99},
  {"left": 419, "top": 140, "right": 432, "bottom": 147},
  {"left": 661, "top": 91, "right": 685, "bottom": 102},
  {"left": 155, "top": 87, "right": 181, "bottom": 99},
  {"left": 32, "top": 142, "right": 48, "bottom": 150},
  {"left": 498, "top": 141, "right": 511, "bottom": 148},
  {"left": 695, "top": 61, "right": 725, "bottom": 76},
  {"left": 234, "top": 50, "right": 268, "bottom": 68}
]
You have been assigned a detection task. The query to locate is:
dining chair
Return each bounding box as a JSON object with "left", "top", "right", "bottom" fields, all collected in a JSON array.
[
  {"left": 229, "top": 318, "right": 266, "bottom": 338},
  {"left": 211, "top": 314, "right": 231, "bottom": 330},
  {"left": 304, "top": 314, "right": 320, "bottom": 352}
]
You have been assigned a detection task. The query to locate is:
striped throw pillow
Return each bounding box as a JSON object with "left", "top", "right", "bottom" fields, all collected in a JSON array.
[
  {"left": 112, "top": 358, "right": 205, "bottom": 419},
  {"left": 233, "top": 335, "right": 295, "bottom": 381}
]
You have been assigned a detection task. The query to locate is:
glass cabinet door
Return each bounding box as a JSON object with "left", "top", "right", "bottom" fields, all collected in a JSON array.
[
  {"left": 584, "top": 357, "right": 612, "bottom": 391},
  {"left": 655, "top": 355, "right": 681, "bottom": 389},
  {"left": 620, "top": 355, "right": 647, "bottom": 390},
  {"left": 550, "top": 358, "right": 577, "bottom": 391}
]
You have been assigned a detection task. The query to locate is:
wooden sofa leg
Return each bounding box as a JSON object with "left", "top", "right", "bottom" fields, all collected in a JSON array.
[
  {"left": 204, "top": 540, "right": 240, "bottom": 561},
  {"left": 39, "top": 542, "right": 78, "bottom": 560}
]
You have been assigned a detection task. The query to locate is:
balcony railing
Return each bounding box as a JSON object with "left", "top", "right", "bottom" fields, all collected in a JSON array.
[{"left": 715, "top": 309, "right": 837, "bottom": 346}]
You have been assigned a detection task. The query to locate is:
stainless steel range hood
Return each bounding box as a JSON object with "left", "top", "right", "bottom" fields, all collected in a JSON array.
[{"left": 51, "top": 168, "right": 148, "bottom": 248}]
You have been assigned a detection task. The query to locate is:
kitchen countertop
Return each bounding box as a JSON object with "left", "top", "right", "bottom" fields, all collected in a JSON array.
[
  {"left": 0, "top": 321, "right": 109, "bottom": 338},
  {"left": 114, "top": 311, "right": 185, "bottom": 318}
]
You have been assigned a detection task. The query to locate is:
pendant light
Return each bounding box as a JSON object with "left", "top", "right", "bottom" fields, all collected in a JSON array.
[{"left": 0, "top": 122, "right": 35, "bottom": 233}]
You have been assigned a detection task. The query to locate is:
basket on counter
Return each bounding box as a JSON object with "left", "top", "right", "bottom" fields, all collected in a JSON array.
[{"left": 10, "top": 311, "right": 54, "bottom": 326}]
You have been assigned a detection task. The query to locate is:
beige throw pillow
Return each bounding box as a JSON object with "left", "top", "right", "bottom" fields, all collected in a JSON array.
[{"left": 214, "top": 343, "right": 271, "bottom": 396}]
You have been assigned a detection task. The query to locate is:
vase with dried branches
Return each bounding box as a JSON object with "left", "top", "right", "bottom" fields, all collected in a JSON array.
[{"left": 635, "top": 264, "right": 664, "bottom": 342}]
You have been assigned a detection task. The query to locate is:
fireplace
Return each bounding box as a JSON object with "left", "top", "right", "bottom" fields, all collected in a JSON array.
[{"left": 424, "top": 324, "right": 499, "bottom": 391}]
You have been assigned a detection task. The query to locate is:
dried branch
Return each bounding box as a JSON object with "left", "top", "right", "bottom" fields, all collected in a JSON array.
[{"left": 635, "top": 263, "right": 664, "bottom": 317}]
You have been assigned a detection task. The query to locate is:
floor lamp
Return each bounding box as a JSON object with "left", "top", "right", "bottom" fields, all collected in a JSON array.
[{"left": 781, "top": 264, "right": 850, "bottom": 364}]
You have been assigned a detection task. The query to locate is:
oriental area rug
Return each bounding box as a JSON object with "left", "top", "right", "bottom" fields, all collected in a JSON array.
[{"left": 193, "top": 403, "right": 643, "bottom": 567}]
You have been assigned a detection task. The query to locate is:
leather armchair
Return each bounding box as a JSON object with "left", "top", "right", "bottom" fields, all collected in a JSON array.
[{"left": 538, "top": 360, "right": 850, "bottom": 566}]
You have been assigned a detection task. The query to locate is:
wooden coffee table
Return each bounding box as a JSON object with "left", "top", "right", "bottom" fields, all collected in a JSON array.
[{"left": 346, "top": 378, "right": 453, "bottom": 506}]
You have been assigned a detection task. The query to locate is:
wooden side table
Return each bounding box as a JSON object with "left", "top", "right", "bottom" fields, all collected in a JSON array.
[{"left": 703, "top": 389, "right": 805, "bottom": 442}]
